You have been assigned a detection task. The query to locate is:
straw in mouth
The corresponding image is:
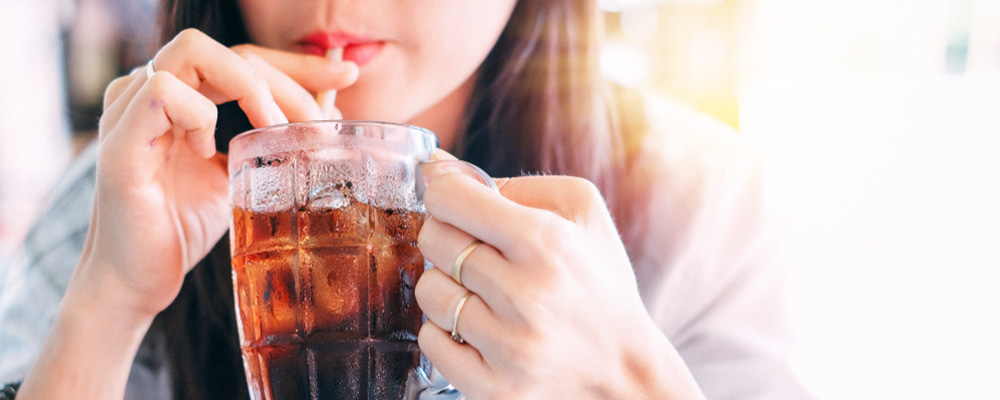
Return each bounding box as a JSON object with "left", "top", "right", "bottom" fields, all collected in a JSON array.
[{"left": 315, "top": 47, "right": 344, "bottom": 119}]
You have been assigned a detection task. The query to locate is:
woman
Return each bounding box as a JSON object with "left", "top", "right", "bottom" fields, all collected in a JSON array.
[{"left": 0, "top": 0, "right": 810, "bottom": 399}]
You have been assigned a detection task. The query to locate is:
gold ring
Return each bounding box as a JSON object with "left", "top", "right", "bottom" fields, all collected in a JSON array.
[
  {"left": 451, "top": 240, "right": 481, "bottom": 286},
  {"left": 451, "top": 292, "right": 474, "bottom": 344}
]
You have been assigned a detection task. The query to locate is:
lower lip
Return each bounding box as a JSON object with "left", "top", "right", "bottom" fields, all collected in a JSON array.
[{"left": 302, "top": 42, "right": 385, "bottom": 67}]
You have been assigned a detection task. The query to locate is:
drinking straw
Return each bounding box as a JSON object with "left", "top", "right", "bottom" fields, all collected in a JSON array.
[{"left": 315, "top": 47, "right": 344, "bottom": 119}]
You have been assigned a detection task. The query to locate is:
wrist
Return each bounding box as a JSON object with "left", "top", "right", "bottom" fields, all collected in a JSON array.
[
  {"left": 616, "top": 317, "right": 706, "bottom": 400},
  {"left": 62, "top": 269, "right": 157, "bottom": 338},
  {"left": 71, "top": 254, "right": 171, "bottom": 323},
  {"left": 17, "top": 262, "right": 156, "bottom": 399}
]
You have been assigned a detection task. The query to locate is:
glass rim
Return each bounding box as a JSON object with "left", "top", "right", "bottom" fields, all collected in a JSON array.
[{"left": 230, "top": 119, "right": 438, "bottom": 147}]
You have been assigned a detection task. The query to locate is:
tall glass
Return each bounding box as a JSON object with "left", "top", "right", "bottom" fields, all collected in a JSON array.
[{"left": 228, "top": 121, "right": 436, "bottom": 400}]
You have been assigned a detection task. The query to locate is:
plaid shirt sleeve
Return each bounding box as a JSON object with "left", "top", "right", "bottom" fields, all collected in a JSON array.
[
  {"left": 0, "top": 142, "right": 174, "bottom": 399},
  {"left": 0, "top": 142, "right": 97, "bottom": 383}
]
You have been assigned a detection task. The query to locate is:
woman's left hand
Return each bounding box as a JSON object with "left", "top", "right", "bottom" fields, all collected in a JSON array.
[{"left": 415, "top": 165, "right": 706, "bottom": 399}]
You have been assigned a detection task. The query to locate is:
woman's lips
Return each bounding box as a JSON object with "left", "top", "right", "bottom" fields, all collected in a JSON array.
[{"left": 299, "top": 31, "right": 385, "bottom": 67}]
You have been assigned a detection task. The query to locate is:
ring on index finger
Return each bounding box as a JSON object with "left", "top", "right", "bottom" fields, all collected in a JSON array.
[
  {"left": 145, "top": 59, "right": 156, "bottom": 79},
  {"left": 452, "top": 240, "right": 481, "bottom": 286}
]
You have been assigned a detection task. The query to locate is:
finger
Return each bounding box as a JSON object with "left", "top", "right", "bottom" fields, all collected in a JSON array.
[
  {"left": 153, "top": 29, "right": 286, "bottom": 127},
  {"left": 422, "top": 173, "right": 557, "bottom": 256},
  {"left": 417, "top": 218, "right": 514, "bottom": 308},
  {"left": 416, "top": 160, "right": 497, "bottom": 202},
  {"left": 430, "top": 149, "right": 458, "bottom": 161},
  {"left": 415, "top": 268, "right": 502, "bottom": 347},
  {"left": 488, "top": 176, "right": 607, "bottom": 223},
  {"left": 108, "top": 71, "right": 219, "bottom": 163},
  {"left": 423, "top": 174, "right": 610, "bottom": 255},
  {"left": 417, "top": 318, "right": 492, "bottom": 397},
  {"left": 242, "top": 53, "right": 323, "bottom": 122},
  {"left": 101, "top": 68, "right": 153, "bottom": 133},
  {"left": 495, "top": 176, "right": 622, "bottom": 246},
  {"left": 234, "top": 44, "right": 359, "bottom": 93},
  {"left": 103, "top": 67, "right": 143, "bottom": 111}
]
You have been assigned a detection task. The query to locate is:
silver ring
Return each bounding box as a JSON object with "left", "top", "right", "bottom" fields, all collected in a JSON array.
[
  {"left": 145, "top": 59, "right": 155, "bottom": 79},
  {"left": 451, "top": 292, "right": 474, "bottom": 344}
]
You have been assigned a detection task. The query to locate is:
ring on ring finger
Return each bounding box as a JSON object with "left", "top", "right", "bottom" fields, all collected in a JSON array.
[{"left": 451, "top": 292, "right": 474, "bottom": 344}]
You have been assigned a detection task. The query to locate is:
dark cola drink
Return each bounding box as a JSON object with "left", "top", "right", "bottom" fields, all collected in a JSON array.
[{"left": 231, "top": 198, "right": 426, "bottom": 400}]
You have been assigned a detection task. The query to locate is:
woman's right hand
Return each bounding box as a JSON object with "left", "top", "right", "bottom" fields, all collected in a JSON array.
[
  {"left": 83, "top": 28, "right": 359, "bottom": 322},
  {"left": 17, "top": 28, "right": 358, "bottom": 400}
]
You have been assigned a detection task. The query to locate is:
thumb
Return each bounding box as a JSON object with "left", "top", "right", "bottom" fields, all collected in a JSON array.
[{"left": 416, "top": 159, "right": 498, "bottom": 202}]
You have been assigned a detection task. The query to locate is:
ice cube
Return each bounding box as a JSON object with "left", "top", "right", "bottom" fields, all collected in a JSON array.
[
  {"left": 298, "top": 202, "right": 369, "bottom": 249},
  {"left": 369, "top": 162, "right": 417, "bottom": 210},
  {"left": 232, "top": 255, "right": 259, "bottom": 345},
  {"left": 245, "top": 250, "right": 300, "bottom": 339},
  {"left": 250, "top": 158, "right": 295, "bottom": 213},
  {"left": 302, "top": 247, "right": 365, "bottom": 336},
  {"left": 368, "top": 245, "right": 423, "bottom": 339},
  {"left": 246, "top": 210, "right": 295, "bottom": 254},
  {"left": 303, "top": 160, "right": 369, "bottom": 209}
]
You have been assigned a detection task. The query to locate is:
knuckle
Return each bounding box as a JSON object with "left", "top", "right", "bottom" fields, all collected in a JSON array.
[
  {"left": 417, "top": 321, "right": 435, "bottom": 346},
  {"left": 497, "top": 332, "right": 536, "bottom": 368},
  {"left": 517, "top": 287, "right": 560, "bottom": 326},
  {"left": 563, "top": 176, "right": 604, "bottom": 215},
  {"left": 567, "top": 176, "right": 602, "bottom": 199},
  {"left": 416, "top": 222, "right": 432, "bottom": 250},
  {"left": 158, "top": 29, "right": 209, "bottom": 72},
  {"left": 206, "top": 97, "right": 219, "bottom": 115},
  {"left": 174, "top": 28, "right": 206, "bottom": 48},
  {"left": 507, "top": 345, "right": 551, "bottom": 386},
  {"left": 522, "top": 213, "right": 574, "bottom": 261},
  {"left": 204, "top": 101, "right": 219, "bottom": 124},
  {"left": 416, "top": 220, "right": 443, "bottom": 259},
  {"left": 145, "top": 72, "right": 172, "bottom": 97},
  {"left": 413, "top": 273, "right": 432, "bottom": 307}
]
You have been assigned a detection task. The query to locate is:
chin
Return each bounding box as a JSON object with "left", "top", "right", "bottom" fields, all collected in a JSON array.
[{"left": 336, "top": 90, "right": 418, "bottom": 124}]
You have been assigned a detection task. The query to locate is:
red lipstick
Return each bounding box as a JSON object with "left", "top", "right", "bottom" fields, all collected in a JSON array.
[{"left": 299, "top": 31, "right": 385, "bottom": 67}]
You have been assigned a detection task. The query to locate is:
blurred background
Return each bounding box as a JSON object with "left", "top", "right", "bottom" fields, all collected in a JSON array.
[{"left": 1, "top": 0, "right": 998, "bottom": 398}]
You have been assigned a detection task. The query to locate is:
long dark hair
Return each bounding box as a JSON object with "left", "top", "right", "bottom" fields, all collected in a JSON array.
[{"left": 152, "top": 1, "right": 646, "bottom": 399}]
